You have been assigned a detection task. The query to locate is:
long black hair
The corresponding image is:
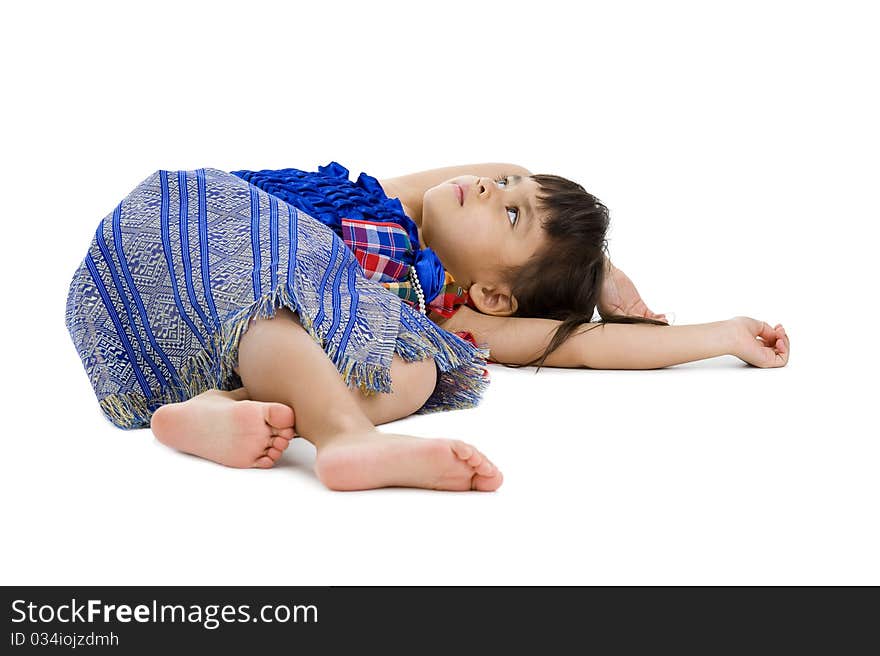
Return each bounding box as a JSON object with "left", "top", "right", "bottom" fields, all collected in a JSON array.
[{"left": 495, "top": 173, "right": 667, "bottom": 371}]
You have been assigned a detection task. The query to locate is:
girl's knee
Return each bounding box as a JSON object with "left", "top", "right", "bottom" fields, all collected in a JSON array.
[
  {"left": 355, "top": 355, "right": 438, "bottom": 425},
  {"left": 395, "top": 355, "right": 438, "bottom": 412},
  {"left": 275, "top": 306, "right": 299, "bottom": 322},
  {"left": 241, "top": 307, "right": 302, "bottom": 343},
  {"left": 251, "top": 306, "right": 299, "bottom": 329}
]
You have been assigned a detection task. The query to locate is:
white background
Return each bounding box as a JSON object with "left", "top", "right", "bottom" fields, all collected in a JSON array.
[{"left": 1, "top": 0, "right": 877, "bottom": 585}]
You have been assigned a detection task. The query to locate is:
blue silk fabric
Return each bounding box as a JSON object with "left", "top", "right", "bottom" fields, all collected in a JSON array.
[{"left": 230, "top": 162, "right": 446, "bottom": 304}]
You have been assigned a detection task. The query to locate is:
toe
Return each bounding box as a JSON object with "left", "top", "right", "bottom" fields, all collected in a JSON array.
[
  {"left": 472, "top": 469, "right": 504, "bottom": 492},
  {"left": 269, "top": 425, "right": 294, "bottom": 437},
  {"left": 473, "top": 457, "right": 496, "bottom": 477},
  {"left": 272, "top": 436, "right": 290, "bottom": 451},
  {"left": 451, "top": 441, "right": 496, "bottom": 477},
  {"left": 466, "top": 449, "right": 487, "bottom": 470},
  {"left": 265, "top": 402, "right": 295, "bottom": 430},
  {"left": 254, "top": 455, "right": 275, "bottom": 469},
  {"left": 450, "top": 440, "right": 474, "bottom": 461},
  {"left": 267, "top": 447, "right": 283, "bottom": 461}
]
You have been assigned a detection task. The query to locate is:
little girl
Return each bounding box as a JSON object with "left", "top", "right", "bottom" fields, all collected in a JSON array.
[{"left": 64, "top": 162, "right": 789, "bottom": 492}]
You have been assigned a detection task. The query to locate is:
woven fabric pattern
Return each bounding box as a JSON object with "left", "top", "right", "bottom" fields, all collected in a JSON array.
[{"left": 64, "top": 168, "right": 490, "bottom": 430}]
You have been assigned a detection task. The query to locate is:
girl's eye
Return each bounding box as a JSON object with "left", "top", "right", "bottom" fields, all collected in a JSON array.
[{"left": 494, "top": 176, "right": 520, "bottom": 227}]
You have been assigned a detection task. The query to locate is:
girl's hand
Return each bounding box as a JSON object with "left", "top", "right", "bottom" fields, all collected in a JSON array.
[
  {"left": 728, "top": 316, "right": 790, "bottom": 368},
  {"left": 598, "top": 261, "right": 670, "bottom": 323}
]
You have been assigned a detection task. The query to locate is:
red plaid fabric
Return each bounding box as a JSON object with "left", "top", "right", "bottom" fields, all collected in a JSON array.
[
  {"left": 425, "top": 270, "right": 475, "bottom": 319},
  {"left": 340, "top": 216, "right": 473, "bottom": 318},
  {"left": 338, "top": 216, "right": 489, "bottom": 370},
  {"left": 341, "top": 217, "right": 411, "bottom": 283}
]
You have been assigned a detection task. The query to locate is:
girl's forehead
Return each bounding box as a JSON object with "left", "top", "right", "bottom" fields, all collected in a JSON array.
[
  {"left": 518, "top": 179, "right": 549, "bottom": 236},
  {"left": 519, "top": 177, "right": 546, "bottom": 223}
]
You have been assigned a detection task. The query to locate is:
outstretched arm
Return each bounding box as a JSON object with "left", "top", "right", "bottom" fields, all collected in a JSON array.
[
  {"left": 442, "top": 307, "right": 788, "bottom": 369},
  {"left": 438, "top": 306, "right": 590, "bottom": 368}
]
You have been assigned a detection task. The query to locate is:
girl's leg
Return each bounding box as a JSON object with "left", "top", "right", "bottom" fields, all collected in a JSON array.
[
  {"left": 235, "top": 353, "right": 440, "bottom": 426},
  {"left": 236, "top": 307, "right": 503, "bottom": 491},
  {"left": 151, "top": 347, "right": 442, "bottom": 469}
]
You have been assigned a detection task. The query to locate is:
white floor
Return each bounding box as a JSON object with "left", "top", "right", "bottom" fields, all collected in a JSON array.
[
  {"left": 3, "top": 316, "right": 874, "bottom": 585},
  {"left": 2, "top": 1, "right": 877, "bottom": 585}
]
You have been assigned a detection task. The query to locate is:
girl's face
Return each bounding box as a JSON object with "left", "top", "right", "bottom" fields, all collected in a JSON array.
[{"left": 421, "top": 174, "right": 548, "bottom": 315}]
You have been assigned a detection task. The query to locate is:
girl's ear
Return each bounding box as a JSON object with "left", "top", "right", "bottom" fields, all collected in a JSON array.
[{"left": 468, "top": 282, "right": 518, "bottom": 316}]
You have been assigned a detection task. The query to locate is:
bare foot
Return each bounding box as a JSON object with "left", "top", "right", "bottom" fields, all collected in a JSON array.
[
  {"left": 314, "top": 432, "right": 504, "bottom": 492},
  {"left": 151, "top": 388, "right": 297, "bottom": 468}
]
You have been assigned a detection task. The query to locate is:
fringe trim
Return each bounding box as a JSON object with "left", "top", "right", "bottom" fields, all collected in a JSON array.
[
  {"left": 101, "top": 282, "right": 378, "bottom": 429},
  {"left": 97, "top": 281, "right": 490, "bottom": 429},
  {"left": 394, "top": 315, "right": 492, "bottom": 415}
]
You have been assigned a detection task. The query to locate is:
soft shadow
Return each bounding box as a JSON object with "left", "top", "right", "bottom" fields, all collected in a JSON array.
[{"left": 492, "top": 354, "right": 746, "bottom": 376}]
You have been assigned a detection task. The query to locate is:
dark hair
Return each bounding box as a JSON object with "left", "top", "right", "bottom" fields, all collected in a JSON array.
[{"left": 495, "top": 173, "right": 667, "bottom": 371}]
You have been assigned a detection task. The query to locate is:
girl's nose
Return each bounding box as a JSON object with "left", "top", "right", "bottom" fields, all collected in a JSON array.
[{"left": 475, "top": 176, "right": 490, "bottom": 198}]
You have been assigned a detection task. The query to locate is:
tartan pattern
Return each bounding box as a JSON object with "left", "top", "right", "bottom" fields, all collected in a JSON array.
[
  {"left": 342, "top": 217, "right": 473, "bottom": 319},
  {"left": 341, "top": 217, "right": 411, "bottom": 283},
  {"left": 381, "top": 277, "right": 422, "bottom": 306},
  {"left": 365, "top": 256, "right": 472, "bottom": 319},
  {"left": 380, "top": 267, "right": 473, "bottom": 318},
  {"left": 425, "top": 271, "right": 473, "bottom": 318},
  {"left": 338, "top": 218, "right": 483, "bottom": 368}
]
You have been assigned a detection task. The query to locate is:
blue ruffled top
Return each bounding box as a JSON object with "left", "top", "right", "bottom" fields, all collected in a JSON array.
[{"left": 229, "top": 162, "right": 446, "bottom": 304}]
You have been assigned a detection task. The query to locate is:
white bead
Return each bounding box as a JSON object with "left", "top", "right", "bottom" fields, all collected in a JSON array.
[{"left": 409, "top": 267, "right": 426, "bottom": 314}]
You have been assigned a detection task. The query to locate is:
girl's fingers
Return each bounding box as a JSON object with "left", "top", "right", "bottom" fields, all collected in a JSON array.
[
  {"left": 779, "top": 329, "right": 790, "bottom": 355},
  {"left": 737, "top": 317, "right": 789, "bottom": 367},
  {"left": 769, "top": 328, "right": 788, "bottom": 365},
  {"left": 753, "top": 320, "right": 780, "bottom": 344}
]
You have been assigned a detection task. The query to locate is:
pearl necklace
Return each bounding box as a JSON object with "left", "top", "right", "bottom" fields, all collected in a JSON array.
[{"left": 408, "top": 266, "right": 426, "bottom": 314}]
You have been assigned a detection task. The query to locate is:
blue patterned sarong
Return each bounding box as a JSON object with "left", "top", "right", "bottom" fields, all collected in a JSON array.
[{"left": 64, "top": 168, "right": 490, "bottom": 430}]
